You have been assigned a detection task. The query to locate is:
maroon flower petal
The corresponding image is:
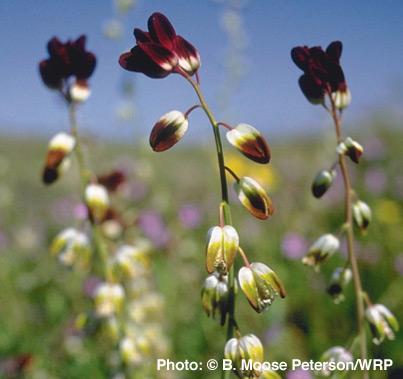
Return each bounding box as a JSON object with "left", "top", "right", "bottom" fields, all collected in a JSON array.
[
  {"left": 74, "top": 35, "right": 86, "bottom": 50},
  {"left": 137, "top": 40, "right": 178, "bottom": 71},
  {"left": 39, "top": 60, "right": 64, "bottom": 89},
  {"left": 119, "top": 49, "right": 170, "bottom": 78},
  {"left": 134, "top": 28, "right": 152, "bottom": 43},
  {"left": 291, "top": 46, "right": 311, "bottom": 71},
  {"left": 148, "top": 12, "right": 176, "bottom": 50},
  {"left": 326, "top": 41, "right": 343, "bottom": 62},
  {"left": 299, "top": 74, "right": 325, "bottom": 104},
  {"left": 174, "top": 36, "right": 200, "bottom": 75}
]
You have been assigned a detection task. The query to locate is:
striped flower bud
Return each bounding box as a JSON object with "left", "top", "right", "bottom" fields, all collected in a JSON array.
[
  {"left": 239, "top": 262, "right": 286, "bottom": 313},
  {"left": 332, "top": 87, "right": 351, "bottom": 109},
  {"left": 312, "top": 169, "right": 336, "bottom": 198},
  {"left": 316, "top": 346, "right": 353, "bottom": 377},
  {"left": 365, "top": 304, "right": 399, "bottom": 345},
  {"left": 149, "top": 111, "right": 188, "bottom": 152},
  {"left": 226, "top": 123, "right": 271, "bottom": 164},
  {"left": 352, "top": 200, "right": 371, "bottom": 235},
  {"left": 85, "top": 183, "right": 109, "bottom": 223},
  {"left": 224, "top": 334, "right": 264, "bottom": 378},
  {"left": 327, "top": 267, "right": 352, "bottom": 304},
  {"left": 201, "top": 273, "right": 230, "bottom": 326},
  {"left": 303, "top": 234, "right": 339, "bottom": 272},
  {"left": 234, "top": 177, "right": 274, "bottom": 220},
  {"left": 50, "top": 227, "right": 91, "bottom": 268},
  {"left": 337, "top": 137, "right": 363, "bottom": 164},
  {"left": 94, "top": 282, "right": 125, "bottom": 317},
  {"left": 68, "top": 80, "right": 91, "bottom": 103},
  {"left": 205, "top": 225, "right": 239, "bottom": 275},
  {"left": 42, "top": 132, "right": 76, "bottom": 184}
]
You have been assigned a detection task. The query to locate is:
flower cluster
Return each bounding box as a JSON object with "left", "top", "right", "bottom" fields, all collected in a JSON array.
[
  {"left": 39, "top": 35, "right": 96, "bottom": 101},
  {"left": 292, "top": 40, "right": 398, "bottom": 368},
  {"left": 120, "top": 12, "right": 285, "bottom": 377},
  {"left": 291, "top": 41, "right": 350, "bottom": 107},
  {"left": 39, "top": 34, "right": 170, "bottom": 377},
  {"left": 119, "top": 12, "right": 200, "bottom": 78}
]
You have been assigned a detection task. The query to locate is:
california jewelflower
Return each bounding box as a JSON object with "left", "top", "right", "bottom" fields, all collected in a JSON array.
[
  {"left": 39, "top": 35, "right": 171, "bottom": 377},
  {"left": 291, "top": 40, "right": 399, "bottom": 377},
  {"left": 120, "top": 12, "right": 285, "bottom": 378}
]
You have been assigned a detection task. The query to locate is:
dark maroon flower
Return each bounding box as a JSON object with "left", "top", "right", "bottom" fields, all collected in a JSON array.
[
  {"left": 291, "top": 41, "right": 347, "bottom": 104},
  {"left": 119, "top": 12, "right": 200, "bottom": 78},
  {"left": 39, "top": 35, "right": 96, "bottom": 90}
]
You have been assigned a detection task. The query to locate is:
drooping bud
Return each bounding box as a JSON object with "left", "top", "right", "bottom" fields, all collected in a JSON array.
[
  {"left": 205, "top": 225, "right": 239, "bottom": 275},
  {"left": 68, "top": 80, "right": 91, "bottom": 103},
  {"left": 50, "top": 227, "right": 91, "bottom": 268},
  {"left": 149, "top": 111, "right": 188, "bottom": 152},
  {"left": 239, "top": 262, "right": 286, "bottom": 313},
  {"left": 94, "top": 282, "right": 125, "bottom": 317},
  {"left": 224, "top": 334, "right": 264, "bottom": 378},
  {"left": 226, "top": 123, "right": 271, "bottom": 164},
  {"left": 327, "top": 267, "right": 352, "bottom": 304},
  {"left": 312, "top": 169, "right": 336, "bottom": 198},
  {"left": 85, "top": 183, "right": 109, "bottom": 223},
  {"left": 234, "top": 177, "right": 274, "bottom": 220},
  {"left": 42, "top": 132, "right": 76, "bottom": 184},
  {"left": 302, "top": 234, "right": 339, "bottom": 272},
  {"left": 365, "top": 304, "right": 399, "bottom": 345},
  {"left": 316, "top": 346, "right": 354, "bottom": 377},
  {"left": 332, "top": 87, "right": 351, "bottom": 109},
  {"left": 201, "top": 273, "right": 231, "bottom": 326},
  {"left": 352, "top": 200, "right": 371, "bottom": 235},
  {"left": 337, "top": 137, "right": 363, "bottom": 164}
]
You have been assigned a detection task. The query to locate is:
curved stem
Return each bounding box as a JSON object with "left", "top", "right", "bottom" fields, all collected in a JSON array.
[
  {"left": 184, "top": 76, "right": 235, "bottom": 379},
  {"left": 328, "top": 98, "right": 368, "bottom": 379}
]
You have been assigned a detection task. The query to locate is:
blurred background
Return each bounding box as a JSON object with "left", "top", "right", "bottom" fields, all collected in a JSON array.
[{"left": 0, "top": 0, "right": 402, "bottom": 378}]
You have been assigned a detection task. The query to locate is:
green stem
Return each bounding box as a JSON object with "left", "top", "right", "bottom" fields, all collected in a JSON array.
[
  {"left": 69, "top": 103, "right": 112, "bottom": 281},
  {"left": 185, "top": 76, "right": 235, "bottom": 379},
  {"left": 329, "top": 98, "right": 368, "bottom": 379}
]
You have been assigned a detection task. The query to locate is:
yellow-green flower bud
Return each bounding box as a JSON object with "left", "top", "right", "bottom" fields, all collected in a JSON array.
[
  {"left": 224, "top": 334, "right": 264, "bottom": 378},
  {"left": 50, "top": 227, "right": 91, "bottom": 268},
  {"left": 239, "top": 262, "right": 286, "bottom": 313},
  {"left": 234, "top": 177, "right": 274, "bottom": 220},
  {"left": 42, "top": 132, "right": 76, "bottom": 184},
  {"left": 327, "top": 267, "right": 352, "bottom": 304},
  {"left": 312, "top": 169, "right": 336, "bottom": 198},
  {"left": 352, "top": 200, "right": 371, "bottom": 235},
  {"left": 94, "top": 282, "right": 125, "bottom": 317},
  {"left": 149, "top": 110, "right": 188, "bottom": 152},
  {"left": 112, "top": 244, "right": 150, "bottom": 280},
  {"left": 201, "top": 273, "right": 231, "bottom": 326},
  {"left": 302, "top": 234, "right": 339, "bottom": 272},
  {"left": 205, "top": 225, "right": 239, "bottom": 275},
  {"left": 226, "top": 123, "right": 271, "bottom": 164},
  {"left": 365, "top": 304, "right": 399, "bottom": 345},
  {"left": 85, "top": 183, "right": 109, "bottom": 223}
]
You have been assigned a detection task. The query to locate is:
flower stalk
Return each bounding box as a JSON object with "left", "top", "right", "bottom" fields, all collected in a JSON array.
[
  {"left": 184, "top": 74, "right": 237, "bottom": 374},
  {"left": 328, "top": 95, "right": 368, "bottom": 376}
]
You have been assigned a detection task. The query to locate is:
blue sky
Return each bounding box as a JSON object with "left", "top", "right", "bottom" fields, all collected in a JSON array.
[{"left": 1, "top": 0, "right": 402, "bottom": 142}]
